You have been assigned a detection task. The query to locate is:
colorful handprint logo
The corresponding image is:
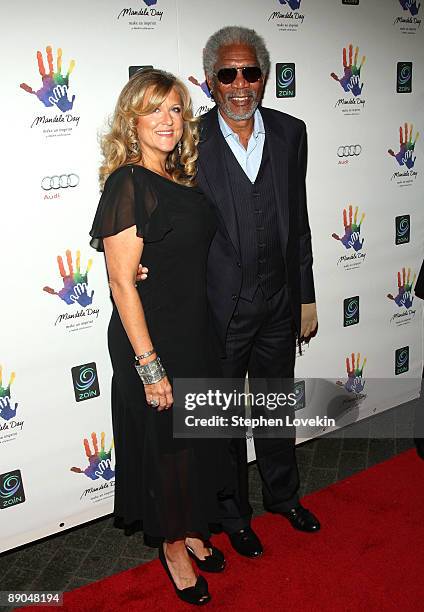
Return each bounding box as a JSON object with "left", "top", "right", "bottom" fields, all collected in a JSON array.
[
  {"left": 279, "top": 0, "right": 302, "bottom": 8},
  {"left": 0, "top": 366, "right": 18, "bottom": 422},
  {"left": 20, "top": 46, "right": 76, "bottom": 113},
  {"left": 388, "top": 123, "right": 419, "bottom": 170},
  {"left": 387, "top": 267, "right": 416, "bottom": 308},
  {"left": 399, "top": 0, "right": 421, "bottom": 16},
  {"left": 43, "top": 250, "right": 94, "bottom": 307},
  {"left": 188, "top": 76, "right": 212, "bottom": 99},
  {"left": 332, "top": 205, "right": 365, "bottom": 252},
  {"left": 338, "top": 353, "right": 366, "bottom": 394},
  {"left": 331, "top": 44, "right": 366, "bottom": 97},
  {"left": 71, "top": 432, "right": 115, "bottom": 481}
]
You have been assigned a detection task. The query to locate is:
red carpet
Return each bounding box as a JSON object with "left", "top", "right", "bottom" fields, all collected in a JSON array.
[{"left": 20, "top": 450, "right": 424, "bottom": 611}]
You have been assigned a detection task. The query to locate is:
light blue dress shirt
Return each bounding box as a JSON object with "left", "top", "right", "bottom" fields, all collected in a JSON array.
[{"left": 218, "top": 109, "right": 266, "bottom": 183}]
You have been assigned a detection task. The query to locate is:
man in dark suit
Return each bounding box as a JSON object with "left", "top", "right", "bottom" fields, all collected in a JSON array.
[{"left": 196, "top": 26, "right": 320, "bottom": 557}]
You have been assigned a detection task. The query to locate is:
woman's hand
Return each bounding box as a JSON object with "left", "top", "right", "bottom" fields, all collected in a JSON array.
[
  {"left": 136, "top": 265, "right": 149, "bottom": 282},
  {"left": 145, "top": 376, "right": 173, "bottom": 411}
]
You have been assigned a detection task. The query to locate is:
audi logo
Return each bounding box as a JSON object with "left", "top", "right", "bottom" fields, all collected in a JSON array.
[
  {"left": 41, "top": 174, "right": 80, "bottom": 190},
  {"left": 337, "top": 145, "right": 362, "bottom": 157}
]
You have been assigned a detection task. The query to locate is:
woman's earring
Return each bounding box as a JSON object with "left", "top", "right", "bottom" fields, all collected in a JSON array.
[{"left": 178, "top": 141, "right": 182, "bottom": 155}]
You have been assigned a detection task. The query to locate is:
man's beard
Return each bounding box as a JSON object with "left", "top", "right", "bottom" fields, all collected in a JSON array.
[{"left": 219, "top": 90, "right": 259, "bottom": 121}]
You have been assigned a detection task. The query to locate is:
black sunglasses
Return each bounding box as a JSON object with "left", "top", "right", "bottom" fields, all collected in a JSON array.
[{"left": 215, "top": 66, "right": 262, "bottom": 85}]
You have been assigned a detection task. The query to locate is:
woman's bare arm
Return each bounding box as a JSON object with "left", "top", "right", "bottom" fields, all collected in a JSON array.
[{"left": 103, "top": 225, "right": 173, "bottom": 409}]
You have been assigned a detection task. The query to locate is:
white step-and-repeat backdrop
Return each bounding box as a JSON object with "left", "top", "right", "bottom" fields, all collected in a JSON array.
[{"left": 1, "top": 0, "right": 423, "bottom": 551}]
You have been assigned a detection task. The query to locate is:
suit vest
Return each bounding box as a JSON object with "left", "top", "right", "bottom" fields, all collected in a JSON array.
[{"left": 222, "top": 137, "right": 286, "bottom": 301}]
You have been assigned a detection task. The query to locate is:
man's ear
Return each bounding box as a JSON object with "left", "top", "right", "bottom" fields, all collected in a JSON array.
[{"left": 206, "top": 76, "right": 213, "bottom": 94}]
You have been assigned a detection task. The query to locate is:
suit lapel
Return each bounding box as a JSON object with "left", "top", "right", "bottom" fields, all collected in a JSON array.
[
  {"left": 260, "top": 108, "right": 289, "bottom": 254},
  {"left": 198, "top": 108, "right": 240, "bottom": 255},
  {"left": 198, "top": 107, "right": 290, "bottom": 256}
]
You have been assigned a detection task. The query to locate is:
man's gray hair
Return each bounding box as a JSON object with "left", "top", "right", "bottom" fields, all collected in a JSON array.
[{"left": 203, "top": 26, "right": 270, "bottom": 79}]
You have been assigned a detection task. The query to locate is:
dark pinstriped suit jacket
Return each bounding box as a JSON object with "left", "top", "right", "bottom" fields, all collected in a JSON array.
[{"left": 196, "top": 105, "right": 315, "bottom": 352}]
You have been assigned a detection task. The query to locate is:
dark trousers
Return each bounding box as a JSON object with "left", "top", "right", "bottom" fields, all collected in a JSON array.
[{"left": 218, "top": 285, "right": 300, "bottom": 533}]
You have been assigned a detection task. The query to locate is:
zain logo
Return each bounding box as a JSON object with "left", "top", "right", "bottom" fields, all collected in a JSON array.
[
  {"left": 76, "top": 366, "right": 96, "bottom": 391},
  {"left": 397, "top": 217, "right": 409, "bottom": 236},
  {"left": 397, "top": 62, "right": 413, "bottom": 93},
  {"left": 395, "top": 346, "right": 409, "bottom": 375},
  {"left": 0, "top": 470, "right": 26, "bottom": 509},
  {"left": 396, "top": 348, "right": 408, "bottom": 367},
  {"left": 278, "top": 65, "right": 294, "bottom": 88},
  {"left": 344, "top": 296, "right": 360, "bottom": 327},
  {"left": 0, "top": 474, "right": 20, "bottom": 499},
  {"left": 71, "top": 362, "right": 100, "bottom": 402},
  {"left": 276, "top": 63, "right": 296, "bottom": 98},
  {"left": 294, "top": 380, "right": 306, "bottom": 410},
  {"left": 399, "top": 65, "right": 411, "bottom": 85},
  {"left": 395, "top": 215, "right": 410, "bottom": 244}
]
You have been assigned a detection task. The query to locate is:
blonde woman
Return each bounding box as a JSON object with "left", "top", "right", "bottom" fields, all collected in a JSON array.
[{"left": 90, "top": 69, "right": 230, "bottom": 606}]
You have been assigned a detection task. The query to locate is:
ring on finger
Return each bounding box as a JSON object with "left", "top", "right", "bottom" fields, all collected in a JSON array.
[{"left": 150, "top": 399, "right": 159, "bottom": 407}]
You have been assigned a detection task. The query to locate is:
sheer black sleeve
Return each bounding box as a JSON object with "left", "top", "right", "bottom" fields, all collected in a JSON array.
[{"left": 89, "top": 165, "right": 172, "bottom": 252}]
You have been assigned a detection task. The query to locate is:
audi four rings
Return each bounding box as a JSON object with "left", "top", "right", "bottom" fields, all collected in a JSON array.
[
  {"left": 337, "top": 145, "right": 362, "bottom": 157},
  {"left": 41, "top": 174, "right": 80, "bottom": 190}
]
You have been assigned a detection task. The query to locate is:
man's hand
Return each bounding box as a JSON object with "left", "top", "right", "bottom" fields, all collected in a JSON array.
[
  {"left": 301, "top": 303, "right": 318, "bottom": 339},
  {"left": 136, "top": 264, "right": 149, "bottom": 282}
]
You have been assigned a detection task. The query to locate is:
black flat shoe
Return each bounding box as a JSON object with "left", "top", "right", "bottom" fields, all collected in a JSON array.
[
  {"left": 228, "top": 527, "right": 263, "bottom": 558},
  {"left": 159, "top": 544, "right": 211, "bottom": 606},
  {"left": 281, "top": 504, "right": 321, "bottom": 532},
  {"left": 186, "top": 542, "right": 226, "bottom": 572}
]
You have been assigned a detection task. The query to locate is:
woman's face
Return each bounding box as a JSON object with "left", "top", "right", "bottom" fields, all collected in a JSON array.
[{"left": 136, "top": 86, "right": 184, "bottom": 158}]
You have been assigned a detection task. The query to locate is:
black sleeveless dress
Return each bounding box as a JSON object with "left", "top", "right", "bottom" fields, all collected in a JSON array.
[{"left": 90, "top": 165, "right": 231, "bottom": 543}]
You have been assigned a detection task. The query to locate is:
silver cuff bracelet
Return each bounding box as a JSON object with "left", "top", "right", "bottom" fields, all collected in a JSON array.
[{"left": 134, "top": 356, "right": 166, "bottom": 385}]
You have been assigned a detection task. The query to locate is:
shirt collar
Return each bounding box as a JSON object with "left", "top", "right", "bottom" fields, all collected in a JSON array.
[{"left": 218, "top": 108, "right": 265, "bottom": 141}]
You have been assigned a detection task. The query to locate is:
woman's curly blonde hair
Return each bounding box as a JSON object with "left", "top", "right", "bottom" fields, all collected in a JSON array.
[{"left": 99, "top": 69, "right": 199, "bottom": 189}]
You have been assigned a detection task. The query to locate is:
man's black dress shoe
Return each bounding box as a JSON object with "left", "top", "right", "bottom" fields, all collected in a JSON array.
[
  {"left": 228, "top": 527, "right": 263, "bottom": 558},
  {"left": 281, "top": 504, "right": 321, "bottom": 532},
  {"left": 415, "top": 438, "right": 424, "bottom": 461}
]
